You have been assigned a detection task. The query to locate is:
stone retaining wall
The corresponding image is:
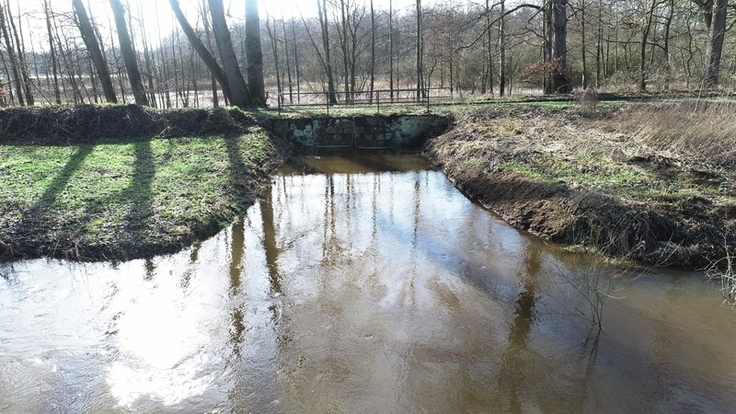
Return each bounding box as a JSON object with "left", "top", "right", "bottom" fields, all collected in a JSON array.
[{"left": 264, "top": 114, "right": 450, "bottom": 149}]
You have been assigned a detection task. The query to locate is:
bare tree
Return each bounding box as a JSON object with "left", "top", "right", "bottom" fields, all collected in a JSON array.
[
  {"left": 169, "top": 0, "right": 233, "bottom": 104},
  {"left": 549, "top": 0, "right": 571, "bottom": 93},
  {"left": 486, "top": 0, "right": 494, "bottom": 94},
  {"left": 704, "top": 0, "right": 728, "bottom": 86},
  {"left": 389, "top": 0, "right": 394, "bottom": 100},
  {"left": 43, "top": 0, "right": 61, "bottom": 104},
  {"left": 0, "top": 5, "right": 24, "bottom": 105},
  {"left": 370, "top": 0, "right": 376, "bottom": 100},
  {"left": 416, "top": 0, "right": 424, "bottom": 98},
  {"left": 638, "top": 0, "right": 665, "bottom": 91},
  {"left": 208, "top": 0, "right": 252, "bottom": 107},
  {"left": 6, "top": 1, "right": 32, "bottom": 106},
  {"left": 73, "top": 0, "right": 117, "bottom": 103},
  {"left": 265, "top": 14, "right": 281, "bottom": 100},
  {"left": 662, "top": 0, "right": 675, "bottom": 90},
  {"left": 291, "top": 20, "right": 301, "bottom": 103},
  {"left": 109, "top": 0, "right": 148, "bottom": 105},
  {"left": 499, "top": 0, "right": 506, "bottom": 95},
  {"left": 340, "top": 0, "right": 350, "bottom": 99},
  {"left": 281, "top": 15, "right": 294, "bottom": 103},
  {"left": 317, "top": 0, "right": 338, "bottom": 104},
  {"left": 245, "top": 0, "right": 266, "bottom": 105}
]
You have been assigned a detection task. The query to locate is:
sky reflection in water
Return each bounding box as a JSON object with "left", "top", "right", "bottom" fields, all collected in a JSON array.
[{"left": 1, "top": 154, "right": 735, "bottom": 413}]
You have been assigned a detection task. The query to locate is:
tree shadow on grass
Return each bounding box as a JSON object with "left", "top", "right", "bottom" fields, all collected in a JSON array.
[
  {"left": 119, "top": 140, "right": 154, "bottom": 257},
  {"left": 33, "top": 145, "right": 94, "bottom": 210},
  {"left": 0, "top": 145, "right": 94, "bottom": 260},
  {"left": 224, "top": 134, "right": 258, "bottom": 206},
  {"left": 8, "top": 145, "right": 95, "bottom": 257}
]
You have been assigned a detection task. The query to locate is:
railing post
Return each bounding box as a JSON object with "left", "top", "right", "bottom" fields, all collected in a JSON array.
[{"left": 377, "top": 91, "right": 380, "bottom": 114}]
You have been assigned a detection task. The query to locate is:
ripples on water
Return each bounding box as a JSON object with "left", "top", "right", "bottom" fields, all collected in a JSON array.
[{"left": 1, "top": 154, "right": 735, "bottom": 413}]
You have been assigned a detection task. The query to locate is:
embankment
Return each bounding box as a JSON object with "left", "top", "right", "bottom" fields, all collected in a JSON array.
[
  {"left": 2, "top": 103, "right": 734, "bottom": 268},
  {"left": 424, "top": 104, "right": 736, "bottom": 268},
  {"left": 0, "top": 105, "right": 282, "bottom": 262}
]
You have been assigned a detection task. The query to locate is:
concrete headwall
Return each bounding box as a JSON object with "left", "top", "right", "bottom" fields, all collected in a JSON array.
[{"left": 264, "top": 114, "right": 451, "bottom": 149}]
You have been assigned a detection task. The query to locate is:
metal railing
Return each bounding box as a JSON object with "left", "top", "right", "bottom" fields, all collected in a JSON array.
[{"left": 277, "top": 88, "right": 453, "bottom": 115}]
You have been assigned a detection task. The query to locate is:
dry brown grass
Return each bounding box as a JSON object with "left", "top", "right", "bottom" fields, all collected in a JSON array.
[
  {"left": 577, "top": 87, "right": 600, "bottom": 112},
  {"left": 612, "top": 101, "right": 736, "bottom": 167},
  {"left": 424, "top": 103, "right": 736, "bottom": 268}
]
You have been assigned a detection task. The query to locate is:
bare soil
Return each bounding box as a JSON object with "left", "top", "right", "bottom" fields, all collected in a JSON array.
[{"left": 424, "top": 105, "right": 736, "bottom": 268}]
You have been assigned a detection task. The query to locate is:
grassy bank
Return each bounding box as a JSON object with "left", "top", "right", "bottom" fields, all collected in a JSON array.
[
  {"left": 4, "top": 100, "right": 735, "bottom": 268},
  {"left": 424, "top": 102, "right": 736, "bottom": 268},
  {"left": 0, "top": 107, "right": 281, "bottom": 262}
]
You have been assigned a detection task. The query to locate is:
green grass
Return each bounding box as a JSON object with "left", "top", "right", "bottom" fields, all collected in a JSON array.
[
  {"left": 498, "top": 155, "right": 652, "bottom": 195},
  {"left": 0, "top": 128, "right": 277, "bottom": 261},
  {"left": 497, "top": 153, "right": 736, "bottom": 208}
]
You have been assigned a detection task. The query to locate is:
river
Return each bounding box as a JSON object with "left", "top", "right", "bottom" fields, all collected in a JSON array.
[{"left": 1, "top": 153, "right": 735, "bottom": 413}]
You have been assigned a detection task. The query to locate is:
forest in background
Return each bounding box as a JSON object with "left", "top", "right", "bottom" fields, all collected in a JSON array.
[{"left": 0, "top": 0, "right": 733, "bottom": 109}]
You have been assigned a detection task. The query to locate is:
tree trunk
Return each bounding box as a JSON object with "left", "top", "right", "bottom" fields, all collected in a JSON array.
[
  {"left": 208, "top": 0, "right": 252, "bottom": 107},
  {"left": 416, "top": 0, "right": 424, "bottom": 99},
  {"left": 73, "top": 0, "right": 117, "bottom": 103},
  {"left": 549, "top": 0, "right": 571, "bottom": 94},
  {"left": 317, "top": 0, "right": 338, "bottom": 104},
  {"left": 0, "top": 5, "right": 23, "bottom": 106},
  {"left": 265, "top": 16, "right": 281, "bottom": 103},
  {"left": 291, "top": 20, "right": 301, "bottom": 103},
  {"left": 340, "top": 0, "right": 350, "bottom": 101},
  {"left": 281, "top": 15, "right": 293, "bottom": 104},
  {"left": 596, "top": 0, "right": 602, "bottom": 87},
  {"left": 499, "top": 0, "right": 506, "bottom": 96},
  {"left": 43, "top": 0, "right": 61, "bottom": 104},
  {"left": 136, "top": 0, "right": 157, "bottom": 107},
  {"left": 109, "top": 0, "right": 148, "bottom": 105},
  {"left": 5, "top": 2, "right": 32, "bottom": 105},
  {"left": 170, "top": 0, "right": 234, "bottom": 104},
  {"left": 692, "top": 0, "right": 714, "bottom": 29},
  {"left": 704, "top": 0, "right": 728, "bottom": 87},
  {"left": 663, "top": 0, "right": 674, "bottom": 90},
  {"left": 370, "top": 0, "right": 375, "bottom": 102},
  {"left": 486, "top": 0, "right": 494, "bottom": 94},
  {"left": 389, "top": 0, "right": 394, "bottom": 101},
  {"left": 156, "top": 25, "right": 170, "bottom": 108},
  {"left": 246, "top": 0, "right": 266, "bottom": 106},
  {"left": 580, "top": 0, "right": 587, "bottom": 88},
  {"left": 639, "top": 0, "right": 660, "bottom": 91},
  {"left": 199, "top": 0, "right": 219, "bottom": 107}
]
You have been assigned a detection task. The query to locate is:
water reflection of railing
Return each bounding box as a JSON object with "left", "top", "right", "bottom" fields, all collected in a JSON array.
[{"left": 277, "top": 88, "right": 453, "bottom": 115}]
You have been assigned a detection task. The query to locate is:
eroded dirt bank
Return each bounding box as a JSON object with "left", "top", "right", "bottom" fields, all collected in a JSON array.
[{"left": 424, "top": 104, "right": 736, "bottom": 268}]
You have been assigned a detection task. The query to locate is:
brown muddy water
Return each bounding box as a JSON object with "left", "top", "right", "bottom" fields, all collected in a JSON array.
[{"left": 1, "top": 154, "right": 735, "bottom": 413}]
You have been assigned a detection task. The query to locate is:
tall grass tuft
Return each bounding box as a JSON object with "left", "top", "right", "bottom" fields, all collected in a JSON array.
[
  {"left": 577, "top": 87, "right": 600, "bottom": 113},
  {"left": 707, "top": 228, "right": 736, "bottom": 307}
]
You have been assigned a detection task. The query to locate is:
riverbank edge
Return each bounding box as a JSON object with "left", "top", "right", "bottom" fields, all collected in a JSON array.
[
  {"left": 0, "top": 105, "right": 288, "bottom": 263},
  {"left": 2, "top": 104, "right": 732, "bottom": 269},
  {"left": 422, "top": 106, "right": 734, "bottom": 270}
]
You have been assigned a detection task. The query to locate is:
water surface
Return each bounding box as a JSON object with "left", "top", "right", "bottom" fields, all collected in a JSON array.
[{"left": 1, "top": 153, "right": 735, "bottom": 413}]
